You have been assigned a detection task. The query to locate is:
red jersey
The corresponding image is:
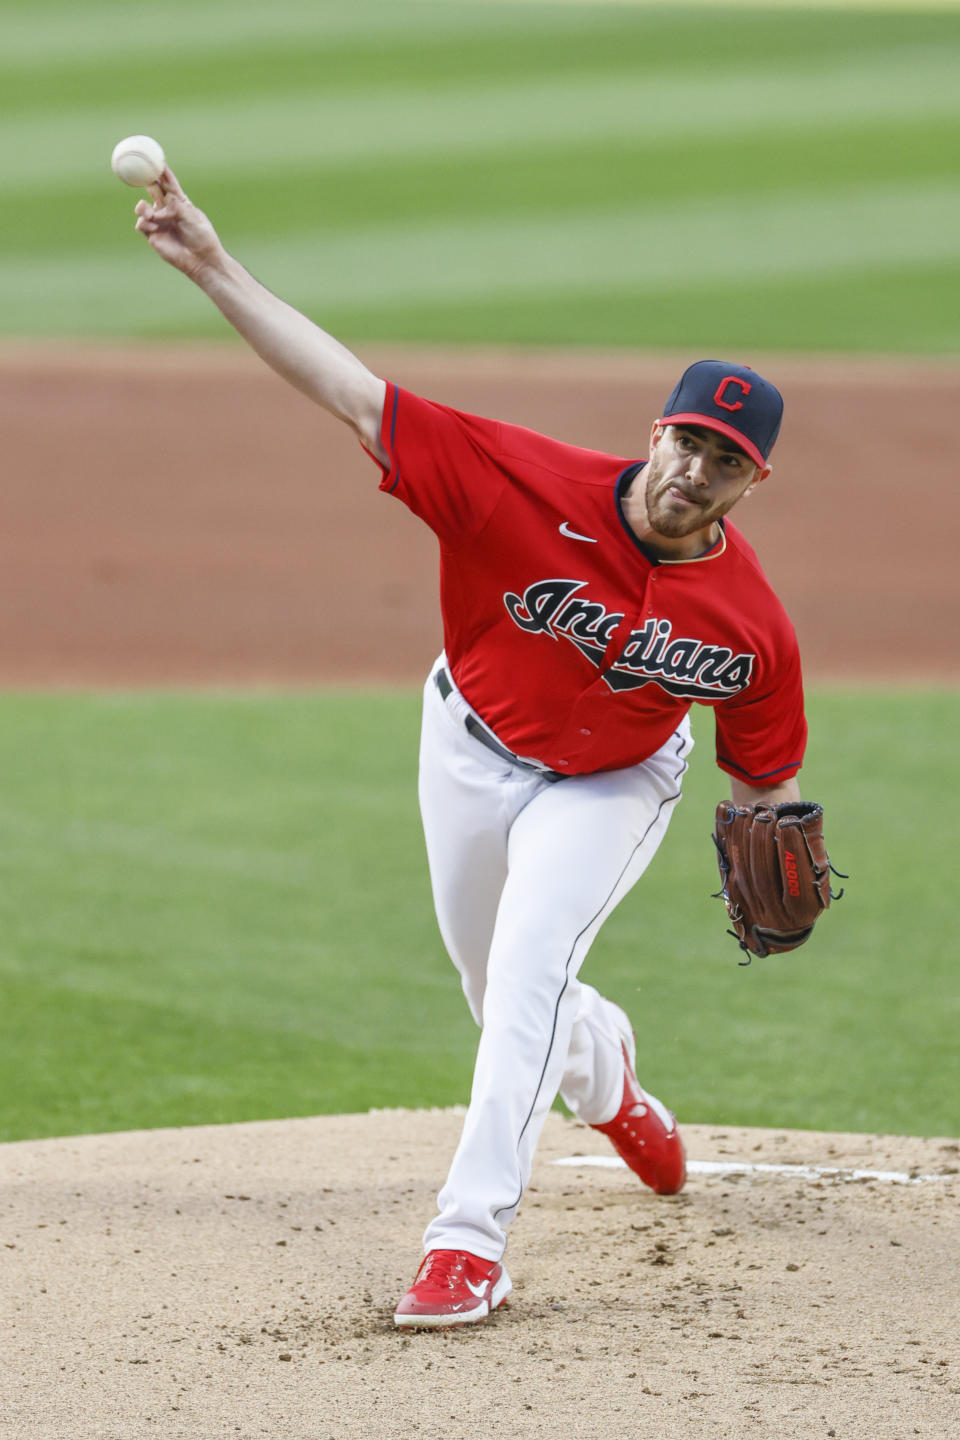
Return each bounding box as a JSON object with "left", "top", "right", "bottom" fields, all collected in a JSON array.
[{"left": 373, "top": 383, "right": 806, "bottom": 784}]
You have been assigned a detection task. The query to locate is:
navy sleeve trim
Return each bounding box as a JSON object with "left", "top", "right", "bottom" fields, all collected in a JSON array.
[
  {"left": 716, "top": 753, "right": 802, "bottom": 782},
  {"left": 386, "top": 385, "right": 401, "bottom": 493}
]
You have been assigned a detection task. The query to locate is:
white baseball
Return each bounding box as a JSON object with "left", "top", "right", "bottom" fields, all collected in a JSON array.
[{"left": 110, "top": 134, "right": 166, "bottom": 188}]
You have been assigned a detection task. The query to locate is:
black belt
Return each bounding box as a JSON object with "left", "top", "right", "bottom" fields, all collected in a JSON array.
[{"left": 434, "top": 668, "right": 564, "bottom": 782}]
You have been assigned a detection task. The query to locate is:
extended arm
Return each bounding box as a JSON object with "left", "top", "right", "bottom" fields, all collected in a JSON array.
[{"left": 134, "top": 168, "right": 387, "bottom": 463}]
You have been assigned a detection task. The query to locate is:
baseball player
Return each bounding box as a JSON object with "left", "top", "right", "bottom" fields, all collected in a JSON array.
[{"left": 133, "top": 170, "right": 808, "bottom": 1328}]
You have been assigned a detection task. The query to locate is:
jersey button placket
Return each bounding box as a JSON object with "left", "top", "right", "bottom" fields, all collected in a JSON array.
[{"left": 645, "top": 567, "right": 660, "bottom": 618}]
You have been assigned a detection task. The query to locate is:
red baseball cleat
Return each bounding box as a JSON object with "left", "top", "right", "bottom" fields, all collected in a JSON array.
[
  {"left": 393, "top": 1249, "right": 512, "bottom": 1328},
  {"left": 591, "top": 1041, "right": 686, "bottom": 1195}
]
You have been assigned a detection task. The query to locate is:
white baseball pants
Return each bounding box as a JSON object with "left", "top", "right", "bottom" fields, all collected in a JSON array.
[{"left": 417, "top": 657, "right": 692, "bottom": 1261}]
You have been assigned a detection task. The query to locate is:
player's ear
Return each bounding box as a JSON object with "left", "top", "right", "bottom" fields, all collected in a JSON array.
[
  {"left": 650, "top": 420, "right": 665, "bottom": 449},
  {"left": 742, "top": 463, "right": 771, "bottom": 500}
]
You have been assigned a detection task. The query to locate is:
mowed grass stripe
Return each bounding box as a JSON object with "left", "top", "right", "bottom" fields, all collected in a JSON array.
[
  {"left": 351, "top": 259, "right": 960, "bottom": 351},
  {"left": 0, "top": 0, "right": 607, "bottom": 69},
  {"left": 4, "top": 44, "right": 960, "bottom": 193},
  {"left": 537, "top": 0, "right": 960, "bottom": 9},
  {"left": 155, "top": 181, "right": 960, "bottom": 305},
  {"left": 506, "top": 0, "right": 960, "bottom": 9},
  {"left": 5, "top": 179, "right": 959, "bottom": 337},
  {"left": 0, "top": 13, "right": 633, "bottom": 112},
  {"left": 3, "top": 7, "right": 950, "bottom": 110},
  {"left": 10, "top": 118, "right": 960, "bottom": 262}
]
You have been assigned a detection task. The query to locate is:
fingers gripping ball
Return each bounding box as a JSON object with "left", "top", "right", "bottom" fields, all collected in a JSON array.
[
  {"left": 712, "top": 801, "right": 844, "bottom": 963},
  {"left": 111, "top": 135, "right": 166, "bottom": 188}
]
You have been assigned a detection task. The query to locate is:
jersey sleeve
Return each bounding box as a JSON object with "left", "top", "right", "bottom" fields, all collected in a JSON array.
[
  {"left": 370, "top": 382, "right": 508, "bottom": 542},
  {"left": 713, "top": 629, "right": 807, "bottom": 786}
]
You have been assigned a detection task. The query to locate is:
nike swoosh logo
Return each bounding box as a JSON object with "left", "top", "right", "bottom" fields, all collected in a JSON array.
[
  {"left": 464, "top": 1277, "right": 488, "bottom": 1298},
  {"left": 559, "top": 521, "right": 598, "bottom": 543}
]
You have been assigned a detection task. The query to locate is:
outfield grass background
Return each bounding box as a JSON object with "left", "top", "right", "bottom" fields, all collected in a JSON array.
[
  {"left": 1, "top": 690, "right": 956, "bottom": 1143},
  {"left": 2, "top": 0, "right": 960, "bottom": 349},
  {"left": 2, "top": 2, "right": 958, "bottom": 1142}
]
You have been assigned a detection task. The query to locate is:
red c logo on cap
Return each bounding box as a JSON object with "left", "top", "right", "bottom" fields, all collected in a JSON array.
[{"left": 714, "top": 376, "right": 752, "bottom": 411}]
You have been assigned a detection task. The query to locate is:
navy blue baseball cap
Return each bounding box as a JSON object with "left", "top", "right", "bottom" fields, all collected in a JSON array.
[{"left": 659, "top": 360, "right": 783, "bottom": 470}]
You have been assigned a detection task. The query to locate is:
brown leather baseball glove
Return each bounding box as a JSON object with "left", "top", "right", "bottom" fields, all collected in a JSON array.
[{"left": 712, "top": 801, "right": 844, "bottom": 963}]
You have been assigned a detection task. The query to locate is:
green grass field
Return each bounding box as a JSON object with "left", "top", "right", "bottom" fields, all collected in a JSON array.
[
  {"left": 3, "top": 0, "right": 960, "bottom": 350},
  {"left": 1, "top": 690, "right": 956, "bottom": 1143}
]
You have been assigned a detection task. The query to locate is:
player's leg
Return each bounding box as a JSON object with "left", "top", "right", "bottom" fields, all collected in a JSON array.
[
  {"left": 422, "top": 719, "right": 692, "bottom": 1260},
  {"left": 559, "top": 976, "right": 687, "bottom": 1197},
  {"left": 558, "top": 981, "right": 634, "bottom": 1124},
  {"left": 395, "top": 664, "right": 545, "bottom": 1326},
  {"left": 416, "top": 659, "right": 539, "bottom": 1023}
]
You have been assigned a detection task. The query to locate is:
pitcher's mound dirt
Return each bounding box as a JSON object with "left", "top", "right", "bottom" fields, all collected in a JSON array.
[{"left": 1, "top": 1111, "right": 957, "bottom": 1440}]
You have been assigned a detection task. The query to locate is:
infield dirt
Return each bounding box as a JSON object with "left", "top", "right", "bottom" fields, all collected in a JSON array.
[
  {"left": 0, "top": 346, "right": 958, "bottom": 1439},
  {"left": 1, "top": 343, "right": 958, "bottom": 685},
  {"left": 2, "top": 1114, "right": 958, "bottom": 1440}
]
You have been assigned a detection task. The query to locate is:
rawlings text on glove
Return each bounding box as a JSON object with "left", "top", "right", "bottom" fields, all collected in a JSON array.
[{"left": 712, "top": 801, "right": 842, "bottom": 962}]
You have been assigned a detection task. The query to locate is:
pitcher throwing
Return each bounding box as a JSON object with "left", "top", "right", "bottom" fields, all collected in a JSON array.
[{"left": 132, "top": 165, "right": 830, "bottom": 1328}]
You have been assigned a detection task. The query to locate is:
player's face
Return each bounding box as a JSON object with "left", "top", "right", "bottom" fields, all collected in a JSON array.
[{"left": 644, "top": 424, "right": 767, "bottom": 539}]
